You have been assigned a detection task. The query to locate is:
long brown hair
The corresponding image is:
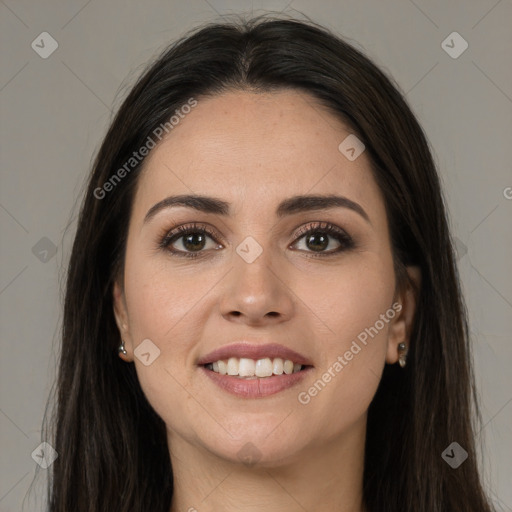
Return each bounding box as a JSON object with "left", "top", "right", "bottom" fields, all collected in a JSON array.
[{"left": 40, "top": 15, "right": 495, "bottom": 512}]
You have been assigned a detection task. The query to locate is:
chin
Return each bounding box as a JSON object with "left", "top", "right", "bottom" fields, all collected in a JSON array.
[{"left": 198, "top": 421, "right": 310, "bottom": 468}]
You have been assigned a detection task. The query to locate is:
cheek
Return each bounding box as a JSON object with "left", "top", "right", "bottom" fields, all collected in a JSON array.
[
  {"left": 123, "top": 249, "right": 209, "bottom": 348},
  {"left": 292, "top": 255, "right": 395, "bottom": 428},
  {"left": 121, "top": 248, "right": 207, "bottom": 410},
  {"left": 294, "top": 251, "right": 396, "bottom": 349},
  {"left": 121, "top": 252, "right": 211, "bottom": 436}
]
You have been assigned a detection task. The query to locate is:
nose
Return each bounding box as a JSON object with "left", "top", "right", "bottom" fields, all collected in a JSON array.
[{"left": 219, "top": 246, "right": 295, "bottom": 327}]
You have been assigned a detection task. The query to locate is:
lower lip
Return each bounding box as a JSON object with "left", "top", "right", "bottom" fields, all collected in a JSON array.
[{"left": 200, "top": 366, "right": 313, "bottom": 398}]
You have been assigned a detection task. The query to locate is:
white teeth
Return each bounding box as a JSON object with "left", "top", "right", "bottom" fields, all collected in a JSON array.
[
  {"left": 207, "top": 357, "right": 304, "bottom": 378},
  {"left": 273, "top": 358, "right": 284, "bottom": 375},
  {"left": 227, "top": 357, "right": 239, "bottom": 376},
  {"left": 255, "top": 358, "right": 273, "bottom": 377},
  {"left": 239, "top": 358, "right": 255, "bottom": 377},
  {"left": 283, "top": 360, "right": 294, "bottom": 375},
  {"left": 218, "top": 360, "right": 227, "bottom": 375}
]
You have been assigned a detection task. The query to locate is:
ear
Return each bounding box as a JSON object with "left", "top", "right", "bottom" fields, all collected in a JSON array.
[
  {"left": 386, "top": 266, "right": 421, "bottom": 365},
  {"left": 113, "top": 279, "right": 133, "bottom": 362}
]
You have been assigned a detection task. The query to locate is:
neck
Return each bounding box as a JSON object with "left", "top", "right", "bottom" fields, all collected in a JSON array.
[{"left": 168, "top": 417, "right": 367, "bottom": 512}]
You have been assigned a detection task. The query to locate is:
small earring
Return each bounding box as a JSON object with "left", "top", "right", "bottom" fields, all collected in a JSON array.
[
  {"left": 398, "top": 342, "right": 408, "bottom": 368},
  {"left": 118, "top": 340, "right": 127, "bottom": 356}
]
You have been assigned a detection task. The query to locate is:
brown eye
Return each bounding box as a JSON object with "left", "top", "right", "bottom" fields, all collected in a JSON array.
[
  {"left": 292, "top": 222, "right": 354, "bottom": 256},
  {"left": 160, "top": 224, "right": 222, "bottom": 258}
]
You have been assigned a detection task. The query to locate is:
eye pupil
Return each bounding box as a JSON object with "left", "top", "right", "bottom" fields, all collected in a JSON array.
[
  {"left": 306, "top": 233, "right": 329, "bottom": 251},
  {"left": 183, "top": 233, "right": 206, "bottom": 251}
]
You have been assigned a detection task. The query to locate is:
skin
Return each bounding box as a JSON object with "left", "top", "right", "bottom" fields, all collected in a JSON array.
[{"left": 113, "top": 90, "right": 420, "bottom": 512}]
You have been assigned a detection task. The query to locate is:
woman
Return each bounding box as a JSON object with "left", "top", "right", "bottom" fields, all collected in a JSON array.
[{"left": 43, "top": 15, "right": 495, "bottom": 512}]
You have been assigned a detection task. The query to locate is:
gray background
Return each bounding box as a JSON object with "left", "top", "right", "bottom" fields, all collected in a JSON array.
[{"left": 1, "top": 1, "right": 511, "bottom": 510}]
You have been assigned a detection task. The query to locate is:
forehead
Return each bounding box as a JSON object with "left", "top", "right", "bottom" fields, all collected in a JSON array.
[{"left": 133, "top": 89, "right": 384, "bottom": 221}]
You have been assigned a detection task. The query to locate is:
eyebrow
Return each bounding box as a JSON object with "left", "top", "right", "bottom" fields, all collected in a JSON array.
[{"left": 144, "top": 194, "right": 371, "bottom": 224}]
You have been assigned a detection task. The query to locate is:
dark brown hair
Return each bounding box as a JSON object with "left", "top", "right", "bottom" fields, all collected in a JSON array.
[{"left": 40, "top": 15, "right": 494, "bottom": 512}]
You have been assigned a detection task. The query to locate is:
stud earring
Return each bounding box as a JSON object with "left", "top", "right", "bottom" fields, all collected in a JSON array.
[
  {"left": 398, "top": 342, "right": 408, "bottom": 368},
  {"left": 118, "top": 339, "right": 127, "bottom": 356}
]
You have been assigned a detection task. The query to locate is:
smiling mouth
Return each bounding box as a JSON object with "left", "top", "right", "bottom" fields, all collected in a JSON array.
[{"left": 202, "top": 357, "right": 313, "bottom": 379}]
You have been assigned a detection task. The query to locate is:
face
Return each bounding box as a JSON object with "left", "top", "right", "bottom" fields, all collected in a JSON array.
[{"left": 113, "top": 89, "right": 413, "bottom": 467}]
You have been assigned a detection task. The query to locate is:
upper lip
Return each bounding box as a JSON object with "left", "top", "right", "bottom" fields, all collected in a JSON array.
[{"left": 197, "top": 342, "right": 313, "bottom": 366}]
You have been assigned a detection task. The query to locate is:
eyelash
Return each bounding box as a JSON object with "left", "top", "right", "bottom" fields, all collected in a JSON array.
[{"left": 158, "top": 221, "right": 354, "bottom": 259}]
